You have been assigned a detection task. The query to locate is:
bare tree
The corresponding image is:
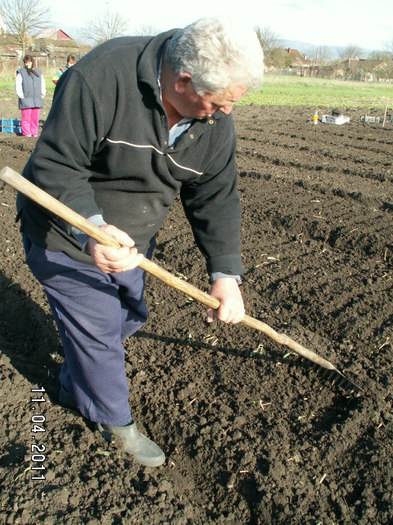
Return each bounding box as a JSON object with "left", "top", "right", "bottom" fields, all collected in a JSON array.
[
  {"left": 133, "top": 24, "right": 161, "bottom": 36},
  {"left": 384, "top": 37, "right": 393, "bottom": 59},
  {"left": 254, "top": 26, "right": 280, "bottom": 67},
  {"left": 339, "top": 44, "right": 363, "bottom": 61},
  {"left": 337, "top": 44, "right": 364, "bottom": 80},
  {"left": 307, "top": 46, "right": 331, "bottom": 66},
  {"left": 368, "top": 50, "right": 389, "bottom": 60},
  {"left": 82, "top": 11, "right": 129, "bottom": 46},
  {"left": 367, "top": 47, "right": 393, "bottom": 81},
  {"left": 0, "top": 0, "right": 52, "bottom": 56}
]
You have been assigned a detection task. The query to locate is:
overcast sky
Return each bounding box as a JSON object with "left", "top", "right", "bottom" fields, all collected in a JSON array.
[{"left": 52, "top": 0, "right": 392, "bottom": 51}]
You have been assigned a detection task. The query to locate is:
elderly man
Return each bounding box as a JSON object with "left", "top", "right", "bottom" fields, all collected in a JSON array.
[{"left": 18, "top": 17, "right": 264, "bottom": 467}]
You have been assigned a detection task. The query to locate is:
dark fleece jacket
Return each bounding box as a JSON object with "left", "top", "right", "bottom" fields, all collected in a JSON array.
[{"left": 19, "top": 30, "right": 245, "bottom": 276}]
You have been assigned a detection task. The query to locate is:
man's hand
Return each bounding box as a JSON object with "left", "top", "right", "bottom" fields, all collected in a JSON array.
[
  {"left": 206, "top": 278, "right": 245, "bottom": 324},
  {"left": 86, "top": 224, "right": 144, "bottom": 274}
]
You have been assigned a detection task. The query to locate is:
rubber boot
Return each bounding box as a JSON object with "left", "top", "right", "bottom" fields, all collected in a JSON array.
[{"left": 97, "top": 421, "right": 165, "bottom": 467}]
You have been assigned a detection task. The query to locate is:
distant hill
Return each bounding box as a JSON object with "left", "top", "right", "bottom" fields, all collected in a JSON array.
[{"left": 279, "top": 39, "right": 376, "bottom": 59}]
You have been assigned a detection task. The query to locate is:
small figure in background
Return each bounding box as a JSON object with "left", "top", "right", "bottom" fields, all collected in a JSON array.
[
  {"left": 52, "top": 53, "right": 78, "bottom": 85},
  {"left": 15, "top": 55, "right": 46, "bottom": 137}
]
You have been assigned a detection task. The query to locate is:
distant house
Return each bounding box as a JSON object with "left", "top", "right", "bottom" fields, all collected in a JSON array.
[
  {"left": 312, "top": 56, "right": 392, "bottom": 81},
  {"left": 33, "top": 28, "right": 91, "bottom": 67},
  {"left": 284, "top": 48, "right": 312, "bottom": 68},
  {"left": 0, "top": 28, "right": 91, "bottom": 73},
  {"left": 340, "top": 57, "right": 393, "bottom": 81},
  {"left": 0, "top": 43, "right": 47, "bottom": 72},
  {"left": 266, "top": 47, "right": 313, "bottom": 76},
  {"left": 35, "top": 28, "right": 74, "bottom": 41},
  {"left": 0, "top": 45, "right": 19, "bottom": 61}
]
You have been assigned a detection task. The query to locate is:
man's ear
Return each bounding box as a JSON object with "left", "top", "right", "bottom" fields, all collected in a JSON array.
[{"left": 174, "top": 72, "right": 192, "bottom": 94}]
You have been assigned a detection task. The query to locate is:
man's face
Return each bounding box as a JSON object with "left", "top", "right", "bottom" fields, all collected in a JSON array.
[
  {"left": 24, "top": 60, "right": 33, "bottom": 68},
  {"left": 174, "top": 76, "right": 247, "bottom": 119}
]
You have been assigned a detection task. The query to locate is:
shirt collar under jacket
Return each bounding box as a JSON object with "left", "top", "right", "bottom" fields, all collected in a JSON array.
[{"left": 157, "top": 51, "right": 192, "bottom": 146}]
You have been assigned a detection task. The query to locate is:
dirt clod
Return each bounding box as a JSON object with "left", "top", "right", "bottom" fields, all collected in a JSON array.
[{"left": 0, "top": 103, "right": 392, "bottom": 524}]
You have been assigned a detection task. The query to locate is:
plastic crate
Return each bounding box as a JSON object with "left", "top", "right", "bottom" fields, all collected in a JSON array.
[
  {"left": 360, "top": 114, "right": 392, "bottom": 124},
  {"left": 321, "top": 114, "right": 350, "bottom": 125},
  {"left": 1, "top": 118, "right": 22, "bottom": 134}
]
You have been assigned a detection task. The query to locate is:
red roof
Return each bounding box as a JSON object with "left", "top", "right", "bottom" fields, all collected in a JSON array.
[
  {"left": 57, "top": 29, "right": 72, "bottom": 40},
  {"left": 35, "top": 28, "right": 73, "bottom": 40}
]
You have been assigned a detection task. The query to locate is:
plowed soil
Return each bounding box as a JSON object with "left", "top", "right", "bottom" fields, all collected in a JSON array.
[{"left": 0, "top": 101, "right": 392, "bottom": 524}]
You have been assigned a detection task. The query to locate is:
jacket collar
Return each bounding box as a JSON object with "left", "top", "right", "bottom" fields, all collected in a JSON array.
[{"left": 137, "top": 29, "right": 177, "bottom": 96}]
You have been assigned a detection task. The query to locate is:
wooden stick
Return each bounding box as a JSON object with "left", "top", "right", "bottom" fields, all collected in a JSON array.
[
  {"left": 383, "top": 100, "right": 389, "bottom": 128},
  {"left": 0, "top": 165, "right": 339, "bottom": 371}
]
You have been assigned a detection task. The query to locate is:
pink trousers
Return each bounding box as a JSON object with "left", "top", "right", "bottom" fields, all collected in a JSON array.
[{"left": 21, "top": 108, "right": 40, "bottom": 137}]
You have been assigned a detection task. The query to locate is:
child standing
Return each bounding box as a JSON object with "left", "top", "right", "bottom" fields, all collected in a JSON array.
[
  {"left": 52, "top": 53, "right": 78, "bottom": 85},
  {"left": 15, "top": 55, "right": 46, "bottom": 137}
]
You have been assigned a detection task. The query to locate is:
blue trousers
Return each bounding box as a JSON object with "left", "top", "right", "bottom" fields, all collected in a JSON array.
[{"left": 24, "top": 237, "right": 151, "bottom": 425}]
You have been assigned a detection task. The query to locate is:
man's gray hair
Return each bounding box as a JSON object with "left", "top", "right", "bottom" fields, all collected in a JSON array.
[{"left": 165, "top": 17, "right": 264, "bottom": 95}]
